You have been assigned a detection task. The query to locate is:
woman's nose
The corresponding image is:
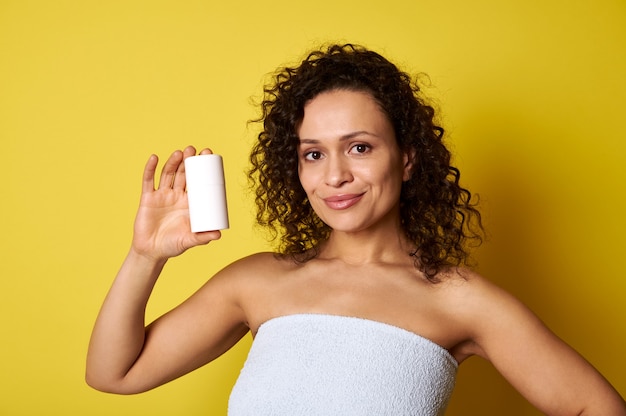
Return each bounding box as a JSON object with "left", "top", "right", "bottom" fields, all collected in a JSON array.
[{"left": 324, "top": 156, "right": 353, "bottom": 187}]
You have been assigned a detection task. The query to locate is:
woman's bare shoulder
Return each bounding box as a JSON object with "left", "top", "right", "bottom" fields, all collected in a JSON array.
[
  {"left": 434, "top": 268, "right": 519, "bottom": 326},
  {"left": 436, "top": 267, "right": 511, "bottom": 304},
  {"left": 437, "top": 267, "right": 534, "bottom": 327},
  {"left": 214, "top": 251, "right": 297, "bottom": 282}
]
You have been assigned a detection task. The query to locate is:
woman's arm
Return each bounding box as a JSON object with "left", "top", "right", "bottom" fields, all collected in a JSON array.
[
  {"left": 86, "top": 146, "right": 248, "bottom": 394},
  {"left": 455, "top": 272, "right": 626, "bottom": 415}
]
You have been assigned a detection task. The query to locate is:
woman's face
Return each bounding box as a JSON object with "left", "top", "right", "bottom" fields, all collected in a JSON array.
[{"left": 297, "top": 89, "right": 412, "bottom": 234}]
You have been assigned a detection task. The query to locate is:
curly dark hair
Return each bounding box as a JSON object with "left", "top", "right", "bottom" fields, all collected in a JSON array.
[{"left": 249, "top": 43, "right": 483, "bottom": 280}]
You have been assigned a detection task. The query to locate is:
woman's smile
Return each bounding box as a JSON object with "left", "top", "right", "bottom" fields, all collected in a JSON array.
[{"left": 322, "top": 193, "right": 365, "bottom": 210}]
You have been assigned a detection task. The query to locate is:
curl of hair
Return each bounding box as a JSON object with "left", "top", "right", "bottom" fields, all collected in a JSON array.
[{"left": 249, "top": 43, "right": 483, "bottom": 280}]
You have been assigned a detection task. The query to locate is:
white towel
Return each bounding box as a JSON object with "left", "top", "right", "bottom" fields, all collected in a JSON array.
[{"left": 228, "top": 314, "right": 457, "bottom": 416}]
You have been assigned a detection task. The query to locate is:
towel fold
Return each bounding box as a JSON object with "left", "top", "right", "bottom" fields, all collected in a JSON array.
[{"left": 228, "top": 314, "right": 457, "bottom": 416}]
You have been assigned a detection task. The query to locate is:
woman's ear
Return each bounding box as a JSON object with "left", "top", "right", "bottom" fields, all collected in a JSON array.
[{"left": 402, "top": 149, "right": 416, "bottom": 181}]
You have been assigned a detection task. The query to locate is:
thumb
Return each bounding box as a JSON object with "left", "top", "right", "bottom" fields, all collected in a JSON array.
[{"left": 192, "top": 230, "right": 222, "bottom": 246}]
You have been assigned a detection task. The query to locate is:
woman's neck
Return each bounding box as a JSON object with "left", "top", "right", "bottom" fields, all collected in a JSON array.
[{"left": 317, "top": 226, "right": 415, "bottom": 266}]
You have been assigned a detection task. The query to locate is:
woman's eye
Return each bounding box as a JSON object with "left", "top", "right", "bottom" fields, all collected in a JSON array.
[
  {"left": 351, "top": 144, "right": 370, "bottom": 154},
  {"left": 304, "top": 151, "right": 322, "bottom": 161}
]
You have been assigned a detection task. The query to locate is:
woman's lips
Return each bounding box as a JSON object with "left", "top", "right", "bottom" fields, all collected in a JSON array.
[{"left": 322, "top": 193, "right": 364, "bottom": 210}]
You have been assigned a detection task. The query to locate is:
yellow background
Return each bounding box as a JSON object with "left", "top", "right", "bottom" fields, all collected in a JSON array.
[{"left": 1, "top": 1, "right": 624, "bottom": 415}]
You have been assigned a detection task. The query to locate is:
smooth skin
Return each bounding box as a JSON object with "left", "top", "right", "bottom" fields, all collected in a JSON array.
[{"left": 87, "top": 90, "right": 626, "bottom": 415}]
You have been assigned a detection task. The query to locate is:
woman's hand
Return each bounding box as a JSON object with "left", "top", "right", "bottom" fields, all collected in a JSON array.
[{"left": 132, "top": 146, "right": 221, "bottom": 261}]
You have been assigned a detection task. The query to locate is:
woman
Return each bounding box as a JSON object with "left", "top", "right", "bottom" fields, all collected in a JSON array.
[{"left": 86, "top": 44, "right": 625, "bottom": 415}]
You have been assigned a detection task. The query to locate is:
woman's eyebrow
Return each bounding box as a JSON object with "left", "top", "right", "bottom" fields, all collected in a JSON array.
[{"left": 299, "top": 130, "right": 379, "bottom": 144}]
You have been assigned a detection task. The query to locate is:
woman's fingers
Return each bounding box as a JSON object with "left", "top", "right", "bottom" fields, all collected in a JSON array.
[
  {"left": 157, "top": 150, "right": 183, "bottom": 190},
  {"left": 183, "top": 146, "right": 198, "bottom": 158},
  {"left": 146, "top": 147, "right": 214, "bottom": 192},
  {"left": 142, "top": 154, "right": 159, "bottom": 193},
  {"left": 172, "top": 146, "right": 215, "bottom": 189},
  {"left": 172, "top": 146, "right": 197, "bottom": 190}
]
